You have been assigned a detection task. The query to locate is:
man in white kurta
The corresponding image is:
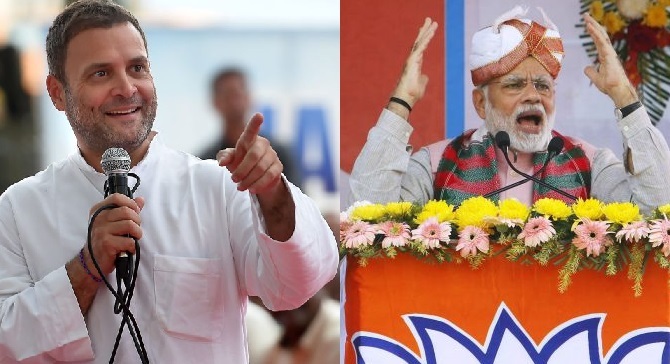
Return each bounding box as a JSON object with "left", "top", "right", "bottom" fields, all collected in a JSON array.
[
  {"left": 0, "top": 0, "right": 338, "bottom": 362},
  {"left": 0, "top": 136, "right": 338, "bottom": 363}
]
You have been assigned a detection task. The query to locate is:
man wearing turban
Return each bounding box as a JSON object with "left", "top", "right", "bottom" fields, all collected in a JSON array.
[{"left": 347, "top": 7, "right": 670, "bottom": 212}]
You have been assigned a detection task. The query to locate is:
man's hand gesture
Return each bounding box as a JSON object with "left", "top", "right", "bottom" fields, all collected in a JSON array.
[
  {"left": 389, "top": 18, "right": 439, "bottom": 118},
  {"left": 217, "top": 113, "right": 283, "bottom": 195},
  {"left": 218, "top": 112, "right": 294, "bottom": 241},
  {"left": 582, "top": 12, "right": 639, "bottom": 108}
]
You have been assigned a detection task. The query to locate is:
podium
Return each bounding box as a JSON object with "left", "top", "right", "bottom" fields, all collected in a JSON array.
[{"left": 342, "top": 253, "right": 670, "bottom": 363}]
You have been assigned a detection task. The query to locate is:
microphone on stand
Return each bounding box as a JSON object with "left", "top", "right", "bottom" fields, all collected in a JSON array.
[
  {"left": 483, "top": 131, "right": 576, "bottom": 201},
  {"left": 101, "top": 148, "right": 134, "bottom": 286}
]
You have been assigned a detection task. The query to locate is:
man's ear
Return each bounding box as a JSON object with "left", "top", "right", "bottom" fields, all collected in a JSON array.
[
  {"left": 46, "top": 75, "right": 66, "bottom": 111},
  {"left": 472, "top": 88, "right": 487, "bottom": 119}
]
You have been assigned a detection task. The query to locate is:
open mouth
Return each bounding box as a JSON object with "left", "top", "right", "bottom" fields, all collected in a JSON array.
[
  {"left": 105, "top": 106, "right": 141, "bottom": 117},
  {"left": 516, "top": 110, "right": 543, "bottom": 133}
]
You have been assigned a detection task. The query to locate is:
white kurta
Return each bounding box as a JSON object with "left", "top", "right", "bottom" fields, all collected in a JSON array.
[{"left": 0, "top": 135, "right": 338, "bottom": 363}]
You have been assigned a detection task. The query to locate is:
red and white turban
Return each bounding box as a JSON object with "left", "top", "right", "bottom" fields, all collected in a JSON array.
[{"left": 470, "top": 6, "right": 564, "bottom": 86}]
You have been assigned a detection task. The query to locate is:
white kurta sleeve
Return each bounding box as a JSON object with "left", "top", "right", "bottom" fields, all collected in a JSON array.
[
  {"left": 0, "top": 193, "right": 93, "bottom": 362},
  {"left": 347, "top": 109, "right": 435, "bottom": 208},
  {"left": 591, "top": 106, "right": 670, "bottom": 213},
  {"left": 225, "top": 176, "right": 338, "bottom": 311}
]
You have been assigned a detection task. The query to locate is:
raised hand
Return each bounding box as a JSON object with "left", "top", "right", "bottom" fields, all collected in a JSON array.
[
  {"left": 389, "top": 17, "right": 439, "bottom": 117},
  {"left": 582, "top": 12, "right": 638, "bottom": 108},
  {"left": 217, "top": 113, "right": 283, "bottom": 195},
  {"left": 218, "top": 113, "right": 294, "bottom": 241}
]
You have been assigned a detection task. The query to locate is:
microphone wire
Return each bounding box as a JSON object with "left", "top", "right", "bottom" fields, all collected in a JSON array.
[
  {"left": 88, "top": 173, "right": 149, "bottom": 364},
  {"left": 493, "top": 132, "right": 577, "bottom": 201},
  {"left": 483, "top": 147, "right": 557, "bottom": 199}
]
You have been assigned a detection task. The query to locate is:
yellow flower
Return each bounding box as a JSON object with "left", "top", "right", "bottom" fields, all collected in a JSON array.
[
  {"left": 533, "top": 198, "right": 572, "bottom": 220},
  {"left": 590, "top": 0, "right": 605, "bottom": 22},
  {"left": 603, "top": 202, "right": 641, "bottom": 225},
  {"left": 572, "top": 198, "right": 604, "bottom": 220},
  {"left": 658, "top": 0, "right": 670, "bottom": 7},
  {"left": 658, "top": 203, "right": 670, "bottom": 216},
  {"left": 414, "top": 200, "right": 455, "bottom": 224},
  {"left": 602, "top": 11, "right": 627, "bottom": 34},
  {"left": 455, "top": 196, "right": 498, "bottom": 229},
  {"left": 385, "top": 201, "right": 413, "bottom": 218},
  {"left": 350, "top": 203, "right": 385, "bottom": 221},
  {"left": 498, "top": 199, "right": 530, "bottom": 221},
  {"left": 643, "top": 4, "right": 668, "bottom": 27}
]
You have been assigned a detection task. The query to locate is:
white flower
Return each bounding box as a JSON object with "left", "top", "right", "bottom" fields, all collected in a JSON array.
[{"left": 617, "top": 0, "right": 648, "bottom": 20}]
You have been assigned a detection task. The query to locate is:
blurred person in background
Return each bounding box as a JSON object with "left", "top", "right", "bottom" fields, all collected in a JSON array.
[
  {"left": 0, "top": 0, "right": 338, "bottom": 362},
  {"left": 0, "top": 18, "right": 36, "bottom": 194},
  {"left": 200, "top": 67, "right": 301, "bottom": 186},
  {"left": 245, "top": 208, "right": 340, "bottom": 363},
  {"left": 246, "top": 291, "right": 340, "bottom": 364}
]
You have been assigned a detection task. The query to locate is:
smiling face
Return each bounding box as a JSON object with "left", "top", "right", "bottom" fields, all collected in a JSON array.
[
  {"left": 473, "top": 57, "right": 556, "bottom": 153},
  {"left": 46, "top": 22, "right": 157, "bottom": 165}
]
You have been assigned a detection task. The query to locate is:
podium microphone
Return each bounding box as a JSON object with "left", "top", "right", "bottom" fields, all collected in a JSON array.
[
  {"left": 101, "top": 148, "right": 134, "bottom": 286},
  {"left": 487, "top": 131, "right": 576, "bottom": 201},
  {"left": 484, "top": 134, "right": 563, "bottom": 199}
]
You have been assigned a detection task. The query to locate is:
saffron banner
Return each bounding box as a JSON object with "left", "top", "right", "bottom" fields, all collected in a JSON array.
[{"left": 342, "top": 254, "right": 670, "bottom": 363}]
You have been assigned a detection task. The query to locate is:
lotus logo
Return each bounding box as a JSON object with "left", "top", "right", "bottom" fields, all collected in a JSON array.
[{"left": 351, "top": 303, "right": 670, "bottom": 363}]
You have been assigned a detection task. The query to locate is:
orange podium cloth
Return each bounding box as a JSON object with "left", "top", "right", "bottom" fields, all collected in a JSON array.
[{"left": 342, "top": 254, "right": 670, "bottom": 363}]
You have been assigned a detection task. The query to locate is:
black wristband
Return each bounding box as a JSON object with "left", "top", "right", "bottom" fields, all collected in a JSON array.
[
  {"left": 618, "top": 101, "right": 642, "bottom": 118},
  {"left": 389, "top": 96, "right": 412, "bottom": 112}
]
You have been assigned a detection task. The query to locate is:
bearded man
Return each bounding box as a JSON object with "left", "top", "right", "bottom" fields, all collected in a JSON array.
[
  {"left": 347, "top": 7, "right": 670, "bottom": 212},
  {"left": 0, "top": 0, "right": 337, "bottom": 362}
]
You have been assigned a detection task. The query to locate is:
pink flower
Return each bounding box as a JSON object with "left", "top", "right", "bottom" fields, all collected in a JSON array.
[
  {"left": 378, "top": 221, "right": 411, "bottom": 248},
  {"left": 342, "top": 221, "right": 376, "bottom": 248},
  {"left": 517, "top": 217, "right": 556, "bottom": 247},
  {"left": 648, "top": 218, "right": 670, "bottom": 257},
  {"left": 340, "top": 212, "right": 352, "bottom": 241},
  {"left": 615, "top": 220, "right": 650, "bottom": 243},
  {"left": 456, "top": 226, "right": 489, "bottom": 258},
  {"left": 411, "top": 217, "right": 451, "bottom": 249},
  {"left": 572, "top": 219, "right": 612, "bottom": 257}
]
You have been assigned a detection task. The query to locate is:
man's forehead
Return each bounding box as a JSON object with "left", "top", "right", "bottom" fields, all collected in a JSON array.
[{"left": 64, "top": 23, "right": 147, "bottom": 70}]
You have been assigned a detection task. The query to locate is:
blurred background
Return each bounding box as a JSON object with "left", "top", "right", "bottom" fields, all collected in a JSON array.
[
  {"left": 0, "top": 0, "right": 339, "bottom": 208},
  {"left": 0, "top": 1, "right": 340, "bottom": 362}
]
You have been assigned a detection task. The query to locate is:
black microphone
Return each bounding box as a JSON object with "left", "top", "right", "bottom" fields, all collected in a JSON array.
[
  {"left": 484, "top": 131, "right": 576, "bottom": 201},
  {"left": 101, "top": 148, "right": 134, "bottom": 286},
  {"left": 482, "top": 136, "right": 559, "bottom": 199}
]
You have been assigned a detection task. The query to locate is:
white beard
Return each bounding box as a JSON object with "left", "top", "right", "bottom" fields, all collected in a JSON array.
[{"left": 483, "top": 96, "right": 555, "bottom": 153}]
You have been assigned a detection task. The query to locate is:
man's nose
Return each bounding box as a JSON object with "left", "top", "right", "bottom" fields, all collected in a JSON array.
[
  {"left": 112, "top": 73, "right": 138, "bottom": 98},
  {"left": 520, "top": 81, "right": 541, "bottom": 103}
]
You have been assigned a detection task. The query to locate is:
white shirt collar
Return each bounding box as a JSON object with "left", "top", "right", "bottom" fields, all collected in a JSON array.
[{"left": 68, "top": 132, "right": 162, "bottom": 195}]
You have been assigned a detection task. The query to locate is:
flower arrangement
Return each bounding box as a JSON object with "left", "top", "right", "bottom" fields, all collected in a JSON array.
[
  {"left": 579, "top": 0, "right": 670, "bottom": 124},
  {"left": 340, "top": 197, "right": 670, "bottom": 296}
]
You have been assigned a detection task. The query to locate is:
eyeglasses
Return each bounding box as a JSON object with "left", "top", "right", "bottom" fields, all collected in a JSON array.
[{"left": 486, "top": 76, "right": 555, "bottom": 97}]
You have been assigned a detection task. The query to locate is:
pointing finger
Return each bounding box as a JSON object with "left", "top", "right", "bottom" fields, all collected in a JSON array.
[{"left": 237, "top": 113, "right": 264, "bottom": 150}]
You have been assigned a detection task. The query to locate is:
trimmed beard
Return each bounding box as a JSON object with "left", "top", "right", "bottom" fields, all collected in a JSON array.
[
  {"left": 482, "top": 89, "right": 555, "bottom": 153},
  {"left": 65, "top": 87, "right": 157, "bottom": 154}
]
